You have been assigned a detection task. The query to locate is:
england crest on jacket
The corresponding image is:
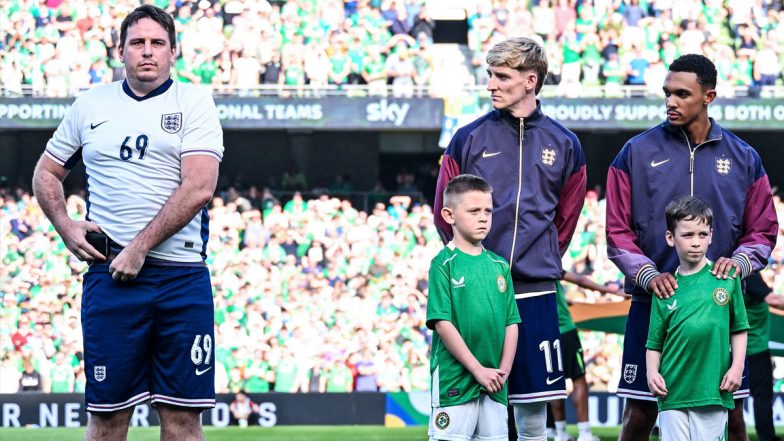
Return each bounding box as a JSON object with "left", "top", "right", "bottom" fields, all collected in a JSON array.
[{"left": 715, "top": 157, "right": 731, "bottom": 175}]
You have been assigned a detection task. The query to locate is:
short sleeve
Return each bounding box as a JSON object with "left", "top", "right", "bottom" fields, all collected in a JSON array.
[
  {"left": 730, "top": 277, "right": 750, "bottom": 333},
  {"left": 180, "top": 91, "right": 224, "bottom": 162},
  {"left": 45, "top": 97, "right": 83, "bottom": 169},
  {"left": 645, "top": 297, "right": 667, "bottom": 351},
  {"left": 426, "top": 260, "right": 452, "bottom": 329},
  {"left": 505, "top": 269, "right": 521, "bottom": 326}
]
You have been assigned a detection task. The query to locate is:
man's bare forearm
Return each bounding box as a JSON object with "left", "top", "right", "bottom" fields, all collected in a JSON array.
[
  {"left": 128, "top": 180, "right": 214, "bottom": 253},
  {"left": 32, "top": 162, "right": 69, "bottom": 229}
]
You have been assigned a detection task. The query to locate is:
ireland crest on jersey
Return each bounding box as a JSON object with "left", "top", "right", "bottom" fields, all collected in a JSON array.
[
  {"left": 623, "top": 364, "right": 637, "bottom": 384},
  {"left": 161, "top": 112, "right": 182, "bottom": 134}
]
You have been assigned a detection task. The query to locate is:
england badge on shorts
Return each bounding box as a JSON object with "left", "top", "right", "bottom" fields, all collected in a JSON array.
[
  {"left": 161, "top": 112, "right": 182, "bottom": 134},
  {"left": 623, "top": 364, "right": 637, "bottom": 384},
  {"left": 94, "top": 366, "right": 106, "bottom": 382}
]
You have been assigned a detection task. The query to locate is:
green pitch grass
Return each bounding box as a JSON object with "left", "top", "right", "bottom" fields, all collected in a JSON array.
[{"left": 0, "top": 426, "right": 780, "bottom": 440}]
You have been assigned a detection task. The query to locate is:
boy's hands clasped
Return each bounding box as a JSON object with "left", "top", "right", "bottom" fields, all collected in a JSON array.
[{"left": 472, "top": 366, "right": 509, "bottom": 394}]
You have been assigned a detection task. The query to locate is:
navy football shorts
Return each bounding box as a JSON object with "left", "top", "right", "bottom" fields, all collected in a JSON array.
[
  {"left": 82, "top": 264, "right": 215, "bottom": 413},
  {"left": 508, "top": 292, "right": 567, "bottom": 403},
  {"left": 617, "top": 301, "right": 750, "bottom": 402}
]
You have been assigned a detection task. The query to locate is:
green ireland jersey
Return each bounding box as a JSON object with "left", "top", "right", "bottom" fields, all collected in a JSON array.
[
  {"left": 555, "top": 281, "right": 576, "bottom": 334},
  {"left": 646, "top": 263, "right": 749, "bottom": 411},
  {"left": 426, "top": 244, "right": 521, "bottom": 407},
  {"left": 744, "top": 301, "right": 769, "bottom": 356}
]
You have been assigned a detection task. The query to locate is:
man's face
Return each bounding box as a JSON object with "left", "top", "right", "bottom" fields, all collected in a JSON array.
[
  {"left": 486, "top": 65, "right": 535, "bottom": 114},
  {"left": 120, "top": 17, "right": 175, "bottom": 87},
  {"left": 666, "top": 218, "right": 712, "bottom": 267},
  {"left": 662, "top": 71, "right": 715, "bottom": 128}
]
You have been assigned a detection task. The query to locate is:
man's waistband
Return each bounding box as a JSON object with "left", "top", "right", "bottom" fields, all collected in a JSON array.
[{"left": 512, "top": 279, "right": 557, "bottom": 296}]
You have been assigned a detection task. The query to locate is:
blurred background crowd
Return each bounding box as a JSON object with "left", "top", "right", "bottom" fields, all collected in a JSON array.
[
  {"left": 2, "top": 184, "right": 783, "bottom": 394},
  {"left": 3, "top": 0, "right": 784, "bottom": 97}
]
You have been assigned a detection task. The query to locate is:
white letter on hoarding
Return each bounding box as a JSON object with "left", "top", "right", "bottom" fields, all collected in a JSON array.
[
  {"left": 64, "top": 403, "right": 80, "bottom": 428},
  {"left": 131, "top": 405, "right": 149, "bottom": 427},
  {"left": 258, "top": 402, "right": 277, "bottom": 427},
  {"left": 2, "top": 403, "right": 21, "bottom": 427},
  {"left": 39, "top": 403, "right": 58, "bottom": 427},
  {"left": 211, "top": 403, "right": 229, "bottom": 427}
]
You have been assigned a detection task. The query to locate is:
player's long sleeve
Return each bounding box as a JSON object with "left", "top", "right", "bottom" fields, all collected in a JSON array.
[
  {"left": 606, "top": 155, "right": 658, "bottom": 292},
  {"left": 433, "top": 153, "right": 461, "bottom": 244},
  {"left": 731, "top": 155, "right": 778, "bottom": 278},
  {"left": 554, "top": 145, "right": 586, "bottom": 256}
]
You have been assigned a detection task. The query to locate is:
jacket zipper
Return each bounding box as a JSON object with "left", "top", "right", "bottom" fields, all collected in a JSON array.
[
  {"left": 509, "top": 118, "right": 524, "bottom": 266},
  {"left": 679, "top": 128, "right": 720, "bottom": 195}
]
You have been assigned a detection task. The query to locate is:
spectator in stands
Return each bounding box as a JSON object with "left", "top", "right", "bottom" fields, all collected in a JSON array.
[
  {"left": 19, "top": 359, "right": 42, "bottom": 392},
  {"left": 230, "top": 391, "right": 259, "bottom": 428}
]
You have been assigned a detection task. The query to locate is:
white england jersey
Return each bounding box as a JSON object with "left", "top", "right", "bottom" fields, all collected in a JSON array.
[{"left": 45, "top": 79, "right": 224, "bottom": 263}]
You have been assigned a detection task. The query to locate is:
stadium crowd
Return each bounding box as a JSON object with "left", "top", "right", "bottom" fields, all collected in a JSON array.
[
  {"left": 3, "top": 0, "right": 784, "bottom": 97},
  {"left": 1, "top": 184, "right": 783, "bottom": 394}
]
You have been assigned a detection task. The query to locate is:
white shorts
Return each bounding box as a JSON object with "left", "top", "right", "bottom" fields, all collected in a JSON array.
[
  {"left": 659, "top": 406, "right": 727, "bottom": 441},
  {"left": 428, "top": 394, "right": 508, "bottom": 441}
]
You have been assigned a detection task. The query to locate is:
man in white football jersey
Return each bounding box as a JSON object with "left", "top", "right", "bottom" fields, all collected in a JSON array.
[{"left": 32, "top": 5, "right": 223, "bottom": 440}]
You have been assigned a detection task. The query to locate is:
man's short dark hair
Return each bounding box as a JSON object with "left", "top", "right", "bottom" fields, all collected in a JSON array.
[
  {"left": 120, "top": 5, "right": 176, "bottom": 51},
  {"left": 665, "top": 195, "right": 713, "bottom": 232},
  {"left": 443, "top": 174, "right": 492, "bottom": 208},
  {"left": 669, "top": 54, "right": 717, "bottom": 90}
]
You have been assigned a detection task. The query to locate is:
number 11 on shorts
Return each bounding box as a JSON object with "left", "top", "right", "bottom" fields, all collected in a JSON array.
[{"left": 539, "top": 339, "right": 562, "bottom": 373}]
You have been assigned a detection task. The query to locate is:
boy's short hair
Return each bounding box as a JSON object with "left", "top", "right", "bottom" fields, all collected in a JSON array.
[
  {"left": 443, "top": 174, "right": 492, "bottom": 208},
  {"left": 665, "top": 195, "right": 713, "bottom": 232},
  {"left": 486, "top": 37, "right": 548, "bottom": 94}
]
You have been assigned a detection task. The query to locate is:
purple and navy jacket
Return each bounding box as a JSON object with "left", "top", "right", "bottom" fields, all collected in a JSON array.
[
  {"left": 434, "top": 103, "right": 587, "bottom": 294},
  {"left": 606, "top": 118, "right": 778, "bottom": 300}
]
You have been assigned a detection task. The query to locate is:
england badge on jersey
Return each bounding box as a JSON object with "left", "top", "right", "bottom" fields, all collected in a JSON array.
[
  {"left": 161, "top": 112, "right": 182, "bottom": 134},
  {"left": 715, "top": 157, "right": 731, "bottom": 175},
  {"left": 94, "top": 366, "right": 106, "bottom": 382},
  {"left": 541, "top": 147, "right": 557, "bottom": 166},
  {"left": 623, "top": 364, "right": 637, "bottom": 384}
]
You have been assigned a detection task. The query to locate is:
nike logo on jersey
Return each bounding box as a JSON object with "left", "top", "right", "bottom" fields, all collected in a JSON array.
[
  {"left": 482, "top": 151, "right": 501, "bottom": 158},
  {"left": 651, "top": 159, "right": 670, "bottom": 167},
  {"left": 667, "top": 299, "right": 677, "bottom": 311},
  {"left": 195, "top": 367, "right": 212, "bottom": 376},
  {"left": 91, "top": 120, "right": 109, "bottom": 129},
  {"left": 451, "top": 277, "right": 465, "bottom": 288},
  {"left": 545, "top": 375, "right": 563, "bottom": 385}
]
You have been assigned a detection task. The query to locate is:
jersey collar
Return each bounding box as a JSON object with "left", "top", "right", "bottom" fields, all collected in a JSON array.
[{"left": 122, "top": 78, "right": 173, "bottom": 101}]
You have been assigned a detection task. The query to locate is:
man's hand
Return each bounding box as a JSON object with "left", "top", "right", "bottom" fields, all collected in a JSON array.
[
  {"left": 109, "top": 243, "right": 148, "bottom": 282},
  {"left": 765, "top": 293, "right": 784, "bottom": 310},
  {"left": 58, "top": 220, "right": 105, "bottom": 262},
  {"left": 720, "top": 365, "right": 743, "bottom": 392},
  {"left": 471, "top": 366, "right": 505, "bottom": 394},
  {"left": 647, "top": 273, "right": 677, "bottom": 299},
  {"left": 647, "top": 371, "right": 668, "bottom": 397},
  {"left": 712, "top": 256, "right": 740, "bottom": 280}
]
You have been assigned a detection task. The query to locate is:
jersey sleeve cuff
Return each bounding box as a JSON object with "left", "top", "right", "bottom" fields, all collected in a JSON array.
[
  {"left": 645, "top": 341, "right": 662, "bottom": 352},
  {"left": 44, "top": 149, "right": 67, "bottom": 167},
  {"left": 181, "top": 149, "right": 223, "bottom": 162},
  {"left": 636, "top": 265, "right": 660, "bottom": 293},
  {"left": 731, "top": 254, "right": 752, "bottom": 279}
]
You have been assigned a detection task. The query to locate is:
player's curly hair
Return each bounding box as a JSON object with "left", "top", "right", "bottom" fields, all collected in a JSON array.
[
  {"left": 668, "top": 54, "right": 717, "bottom": 90},
  {"left": 120, "top": 5, "right": 177, "bottom": 51}
]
